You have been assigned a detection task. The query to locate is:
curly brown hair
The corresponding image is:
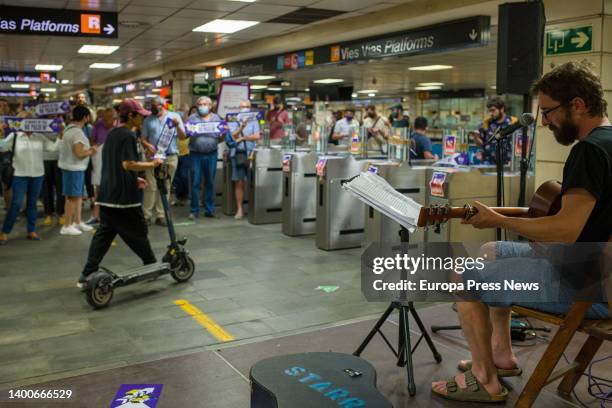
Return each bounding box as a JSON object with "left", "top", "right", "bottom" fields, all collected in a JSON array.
[{"left": 531, "top": 61, "right": 607, "bottom": 116}]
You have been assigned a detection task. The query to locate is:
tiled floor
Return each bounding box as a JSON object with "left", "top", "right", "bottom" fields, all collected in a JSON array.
[
  {"left": 0, "top": 205, "right": 387, "bottom": 389},
  {"left": 2, "top": 304, "right": 610, "bottom": 407}
]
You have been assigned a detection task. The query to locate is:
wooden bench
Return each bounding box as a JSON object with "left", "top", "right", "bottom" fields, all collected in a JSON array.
[{"left": 512, "top": 301, "right": 612, "bottom": 407}]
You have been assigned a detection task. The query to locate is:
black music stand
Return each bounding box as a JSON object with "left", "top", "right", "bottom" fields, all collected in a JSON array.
[{"left": 353, "top": 226, "right": 442, "bottom": 396}]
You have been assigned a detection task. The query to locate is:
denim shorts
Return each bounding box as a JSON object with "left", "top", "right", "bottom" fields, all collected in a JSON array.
[
  {"left": 230, "top": 156, "right": 248, "bottom": 181},
  {"left": 62, "top": 169, "right": 85, "bottom": 197},
  {"left": 474, "top": 242, "right": 610, "bottom": 319}
]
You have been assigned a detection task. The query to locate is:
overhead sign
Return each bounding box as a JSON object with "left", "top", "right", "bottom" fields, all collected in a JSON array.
[
  {"left": 545, "top": 26, "right": 592, "bottom": 55},
  {"left": 329, "top": 16, "right": 489, "bottom": 63},
  {"left": 0, "top": 71, "right": 57, "bottom": 83},
  {"left": 0, "top": 5, "right": 118, "bottom": 38},
  {"left": 204, "top": 16, "right": 489, "bottom": 79}
]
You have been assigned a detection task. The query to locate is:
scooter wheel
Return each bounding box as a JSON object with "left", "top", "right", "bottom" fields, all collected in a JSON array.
[
  {"left": 86, "top": 273, "right": 114, "bottom": 309},
  {"left": 171, "top": 256, "right": 195, "bottom": 282}
]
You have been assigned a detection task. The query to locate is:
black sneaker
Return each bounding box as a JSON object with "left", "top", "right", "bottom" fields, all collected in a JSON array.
[
  {"left": 204, "top": 213, "right": 219, "bottom": 219},
  {"left": 77, "top": 276, "right": 89, "bottom": 291}
]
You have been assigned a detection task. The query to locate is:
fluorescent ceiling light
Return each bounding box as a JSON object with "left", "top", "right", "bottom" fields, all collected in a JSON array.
[
  {"left": 367, "top": 93, "right": 376, "bottom": 97},
  {"left": 112, "top": 99, "right": 122, "bottom": 103},
  {"left": 250, "top": 85, "right": 267, "bottom": 90},
  {"left": 151, "top": 88, "right": 162, "bottom": 92},
  {"left": 61, "top": 79, "right": 70, "bottom": 84},
  {"left": 414, "top": 86, "right": 442, "bottom": 90},
  {"left": 11, "top": 84, "right": 29, "bottom": 89},
  {"left": 193, "top": 19, "right": 259, "bottom": 34},
  {"left": 267, "top": 87, "right": 282, "bottom": 91},
  {"left": 313, "top": 78, "right": 344, "bottom": 84},
  {"left": 134, "top": 96, "right": 144, "bottom": 100},
  {"left": 418, "top": 82, "right": 444, "bottom": 86},
  {"left": 90, "top": 63, "right": 121, "bottom": 69},
  {"left": 249, "top": 75, "right": 275, "bottom": 80},
  {"left": 357, "top": 89, "right": 377, "bottom": 94},
  {"left": 146, "top": 94, "right": 157, "bottom": 98},
  {"left": 351, "top": 93, "right": 358, "bottom": 98},
  {"left": 490, "top": 85, "right": 497, "bottom": 89},
  {"left": 41, "top": 88, "right": 56, "bottom": 92},
  {"left": 304, "top": 88, "right": 310, "bottom": 92},
  {"left": 35, "top": 64, "right": 63, "bottom": 71},
  {"left": 78, "top": 45, "right": 120, "bottom": 54},
  {"left": 408, "top": 65, "right": 453, "bottom": 71}
]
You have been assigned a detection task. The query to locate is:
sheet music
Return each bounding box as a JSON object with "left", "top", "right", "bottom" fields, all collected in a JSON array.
[{"left": 342, "top": 171, "right": 422, "bottom": 232}]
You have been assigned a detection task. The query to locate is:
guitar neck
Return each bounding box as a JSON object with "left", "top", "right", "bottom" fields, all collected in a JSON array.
[{"left": 446, "top": 207, "right": 531, "bottom": 219}]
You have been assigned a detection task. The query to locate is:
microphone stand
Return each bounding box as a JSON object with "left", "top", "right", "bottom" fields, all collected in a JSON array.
[
  {"left": 494, "top": 130, "right": 505, "bottom": 241},
  {"left": 517, "top": 95, "right": 532, "bottom": 207}
]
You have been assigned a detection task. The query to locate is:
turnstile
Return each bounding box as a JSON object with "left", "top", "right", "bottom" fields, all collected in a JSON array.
[
  {"left": 315, "top": 154, "right": 384, "bottom": 250},
  {"left": 282, "top": 150, "right": 318, "bottom": 236},
  {"left": 221, "top": 157, "right": 249, "bottom": 216},
  {"left": 248, "top": 147, "right": 284, "bottom": 224},
  {"left": 425, "top": 167, "right": 534, "bottom": 242},
  {"left": 363, "top": 161, "right": 428, "bottom": 246}
]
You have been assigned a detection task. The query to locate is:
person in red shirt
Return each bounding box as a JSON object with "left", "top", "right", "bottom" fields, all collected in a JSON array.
[{"left": 265, "top": 97, "right": 290, "bottom": 140}]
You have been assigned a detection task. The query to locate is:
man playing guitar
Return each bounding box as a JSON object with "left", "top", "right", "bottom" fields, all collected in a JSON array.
[{"left": 431, "top": 61, "right": 611, "bottom": 403}]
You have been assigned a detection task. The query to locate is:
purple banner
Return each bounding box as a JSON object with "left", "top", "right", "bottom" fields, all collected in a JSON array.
[
  {"left": 185, "top": 120, "right": 228, "bottom": 137},
  {"left": 109, "top": 384, "right": 163, "bottom": 408},
  {"left": 225, "top": 110, "right": 264, "bottom": 122},
  {"left": 2, "top": 116, "right": 63, "bottom": 133},
  {"left": 34, "top": 100, "right": 70, "bottom": 116}
]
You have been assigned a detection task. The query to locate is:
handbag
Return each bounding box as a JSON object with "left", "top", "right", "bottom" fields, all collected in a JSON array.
[
  {"left": 234, "top": 139, "right": 249, "bottom": 169},
  {"left": 1, "top": 132, "right": 17, "bottom": 188}
]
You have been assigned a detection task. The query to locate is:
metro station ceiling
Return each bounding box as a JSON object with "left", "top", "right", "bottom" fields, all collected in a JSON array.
[{"left": 0, "top": 0, "right": 414, "bottom": 92}]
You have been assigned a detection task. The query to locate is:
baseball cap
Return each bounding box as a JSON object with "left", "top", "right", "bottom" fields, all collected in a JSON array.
[{"left": 118, "top": 99, "right": 151, "bottom": 117}]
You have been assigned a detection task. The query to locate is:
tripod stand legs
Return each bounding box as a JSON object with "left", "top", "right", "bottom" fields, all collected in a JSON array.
[{"left": 354, "top": 302, "right": 442, "bottom": 397}]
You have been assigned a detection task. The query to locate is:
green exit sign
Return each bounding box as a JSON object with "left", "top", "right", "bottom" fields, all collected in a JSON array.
[
  {"left": 192, "top": 83, "right": 214, "bottom": 96},
  {"left": 545, "top": 26, "right": 592, "bottom": 56}
]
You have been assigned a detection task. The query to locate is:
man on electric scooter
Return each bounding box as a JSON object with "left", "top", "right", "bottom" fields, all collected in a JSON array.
[{"left": 77, "top": 99, "right": 163, "bottom": 289}]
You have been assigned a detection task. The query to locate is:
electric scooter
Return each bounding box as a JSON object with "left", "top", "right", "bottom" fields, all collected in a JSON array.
[{"left": 84, "top": 162, "right": 195, "bottom": 309}]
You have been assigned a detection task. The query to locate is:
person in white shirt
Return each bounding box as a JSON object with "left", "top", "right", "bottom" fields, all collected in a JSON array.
[
  {"left": 331, "top": 108, "right": 357, "bottom": 146},
  {"left": 0, "top": 118, "right": 60, "bottom": 244},
  {"left": 58, "top": 106, "right": 97, "bottom": 236}
]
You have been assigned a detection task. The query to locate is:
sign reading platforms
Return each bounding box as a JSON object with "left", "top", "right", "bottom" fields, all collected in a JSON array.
[
  {"left": 545, "top": 26, "right": 592, "bottom": 56},
  {"left": 0, "top": 5, "right": 118, "bottom": 38}
]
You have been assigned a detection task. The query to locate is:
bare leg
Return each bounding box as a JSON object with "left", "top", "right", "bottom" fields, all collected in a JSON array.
[
  {"left": 75, "top": 196, "right": 83, "bottom": 224},
  {"left": 432, "top": 301, "right": 504, "bottom": 396},
  {"left": 234, "top": 180, "right": 244, "bottom": 213},
  {"left": 92, "top": 186, "right": 100, "bottom": 220},
  {"left": 64, "top": 197, "right": 73, "bottom": 226},
  {"left": 490, "top": 307, "right": 518, "bottom": 368}
]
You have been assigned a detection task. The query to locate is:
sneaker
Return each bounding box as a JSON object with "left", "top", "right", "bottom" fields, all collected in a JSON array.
[
  {"left": 76, "top": 276, "right": 89, "bottom": 290},
  {"left": 60, "top": 225, "right": 82, "bottom": 236},
  {"left": 204, "top": 213, "right": 219, "bottom": 219},
  {"left": 58, "top": 215, "right": 65, "bottom": 225},
  {"left": 188, "top": 213, "right": 197, "bottom": 220},
  {"left": 85, "top": 217, "right": 99, "bottom": 226},
  {"left": 234, "top": 209, "right": 243, "bottom": 220},
  {"left": 43, "top": 215, "right": 53, "bottom": 226},
  {"left": 75, "top": 222, "right": 93, "bottom": 232}
]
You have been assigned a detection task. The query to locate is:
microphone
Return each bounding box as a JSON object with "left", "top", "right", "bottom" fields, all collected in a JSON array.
[{"left": 495, "top": 113, "right": 535, "bottom": 139}]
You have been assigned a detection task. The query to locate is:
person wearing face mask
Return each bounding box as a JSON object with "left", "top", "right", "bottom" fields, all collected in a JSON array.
[
  {"left": 226, "top": 100, "right": 261, "bottom": 219},
  {"left": 363, "top": 104, "right": 391, "bottom": 153},
  {"left": 78, "top": 99, "right": 163, "bottom": 289},
  {"left": 471, "top": 97, "right": 517, "bottom": 165},
  {"left": 431, "top": 61, "right": 611, "bottom": 404},
  {"left": 140, "top": 96, "right": 186, "bottom": 226},
  {"left": 389, "top": 104, "right": 410, "bottom": 128},
  {"left": 187, "top": 96, "right": 224, "bottom": 219},
  {"left": 265, "top": 96, "right": 290, "bottom": 140},
  {"left": 331, "top": 107, "right": 357, "bottom": 146}
]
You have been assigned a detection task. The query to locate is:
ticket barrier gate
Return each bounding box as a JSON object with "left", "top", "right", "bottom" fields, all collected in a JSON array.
[
  {"left": 363, "top": 161, "right": 430, "bottom": 247},
  {"left": 425, "top": 167, "right": 534, "bottom": 242},
  {"left": 282, "top": 150, "right": 318, "bottom": 236},
  {"left": 315, "top": 154, "right": 385, "bottom": 250},
  {"left": 248, "top": 147, "right": 284, "bottom": 224}
]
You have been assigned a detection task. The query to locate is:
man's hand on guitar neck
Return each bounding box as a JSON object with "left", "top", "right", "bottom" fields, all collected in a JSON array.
[{"left": 461, "top": 201, "right": 505, "bottom": 229}]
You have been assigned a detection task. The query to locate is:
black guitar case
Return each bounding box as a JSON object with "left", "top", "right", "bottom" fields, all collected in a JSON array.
[{"left": 250, "top": 352, "right": 392, "bottom": 408}]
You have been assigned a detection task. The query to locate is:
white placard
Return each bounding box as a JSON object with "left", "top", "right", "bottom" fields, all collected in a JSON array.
[{"left": 217, "top": 82, "right": 249, "bottom": 119}]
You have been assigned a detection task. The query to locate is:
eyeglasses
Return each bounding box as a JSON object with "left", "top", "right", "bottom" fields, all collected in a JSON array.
[{"left": 541, "top": 104, "right": 563, "bottom": 120}]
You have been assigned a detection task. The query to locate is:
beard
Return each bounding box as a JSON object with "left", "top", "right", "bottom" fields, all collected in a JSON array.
[{"left": 549, "top": 112, "right": 579, "bottom": 146}]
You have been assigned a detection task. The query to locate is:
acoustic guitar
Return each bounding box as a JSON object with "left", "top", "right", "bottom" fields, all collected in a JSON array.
[{"left": 416, "top": 180, "right": 562, "bottom": 228}]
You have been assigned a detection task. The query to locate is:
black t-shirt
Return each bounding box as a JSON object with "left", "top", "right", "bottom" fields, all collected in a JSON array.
[
  {"left": 561, "top": 126, "right": 612, "bottom": 242},
  {"left": 96, "top": 127, "right": 141, "bottom": 208}
]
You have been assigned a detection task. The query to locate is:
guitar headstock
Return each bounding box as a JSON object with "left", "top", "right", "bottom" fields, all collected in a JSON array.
[{"left": 417, "top": 204, "right": 452, "bottom": 228}]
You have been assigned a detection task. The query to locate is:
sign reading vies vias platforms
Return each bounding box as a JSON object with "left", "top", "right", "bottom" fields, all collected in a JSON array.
[{"left": 0, "top": 5, "right": 118, "bottom": 38}]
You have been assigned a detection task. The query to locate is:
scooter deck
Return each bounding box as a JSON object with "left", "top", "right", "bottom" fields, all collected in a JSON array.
[{"left": 114, "top": 262, "right": 172, "bottom": 286}]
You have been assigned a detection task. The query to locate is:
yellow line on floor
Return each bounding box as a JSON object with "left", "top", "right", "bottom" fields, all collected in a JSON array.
[{"left": 174, "top": 299, "right": 234, "bottom": 342}]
